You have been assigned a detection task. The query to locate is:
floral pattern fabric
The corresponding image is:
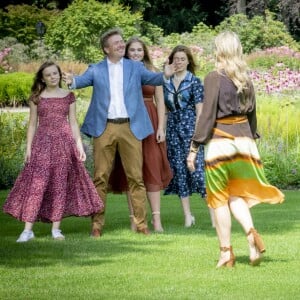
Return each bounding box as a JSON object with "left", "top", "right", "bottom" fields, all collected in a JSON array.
[
  {"left": 163, "top": 71, "right": 206, "bottom": 198},
  {"left": 3, "top": 93, "right": 103, "bottom": 223}
]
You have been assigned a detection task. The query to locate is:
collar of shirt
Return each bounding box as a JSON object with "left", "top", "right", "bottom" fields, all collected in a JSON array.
[{"left": 107, "top": 57, "right": 123, "bottom": 67}]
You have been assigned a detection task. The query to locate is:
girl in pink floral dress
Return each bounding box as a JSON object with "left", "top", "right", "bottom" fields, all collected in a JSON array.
[{"left": 3, "top": 61, "right": 103, "bottom": 242}]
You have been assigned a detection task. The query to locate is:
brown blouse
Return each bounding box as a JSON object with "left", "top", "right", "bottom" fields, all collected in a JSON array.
[{"left": 192, "top": 71, "right": 259, "bottom": 145}]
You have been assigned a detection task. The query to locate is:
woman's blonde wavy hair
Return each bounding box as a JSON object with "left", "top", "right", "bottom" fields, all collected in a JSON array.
[{"left": 214, "top": 31, "right": 250, "bottom": 93}]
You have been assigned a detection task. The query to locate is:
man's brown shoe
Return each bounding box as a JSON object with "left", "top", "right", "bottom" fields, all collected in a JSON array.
[
  {"left": 90, "top": 228, "right": 101, "bottom": 238},
  {"left": 137, "top": 228, "right": 151, "bottom": 235}
]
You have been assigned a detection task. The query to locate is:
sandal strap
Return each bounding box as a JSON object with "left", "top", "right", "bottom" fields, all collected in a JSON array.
[
  {"left": 220, "top": 246, "right": 232, "bottom": 252},
  {"left": 247, "top": 228, "right": 257, "bottom": 236}
]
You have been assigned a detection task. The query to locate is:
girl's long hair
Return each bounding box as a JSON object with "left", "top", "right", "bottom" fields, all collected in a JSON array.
[
  {"left": 29, "top": 61, "right": 62, "bottom": 104},
  {"left": 214, "top": 31, "right": 250, "bottom": 93},
  {"left": 125, "top": 36, "right": 156, "bottom": 71},
  {"left": 168, "top": 45, "right": 197, "bottom": 75}
]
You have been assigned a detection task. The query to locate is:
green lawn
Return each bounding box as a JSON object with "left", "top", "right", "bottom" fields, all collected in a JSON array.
[{"left": 0, "top": 190, "right": 299, "bottom": 299}]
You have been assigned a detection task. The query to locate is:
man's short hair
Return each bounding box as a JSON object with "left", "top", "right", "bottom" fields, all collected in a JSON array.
[{"left": 100, "top": 28, "right": 123, "bottom": 54}]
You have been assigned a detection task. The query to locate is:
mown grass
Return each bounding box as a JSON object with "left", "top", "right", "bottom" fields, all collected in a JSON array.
[{"left": 0, "top": 190, "right": 299, "bottom": 299}]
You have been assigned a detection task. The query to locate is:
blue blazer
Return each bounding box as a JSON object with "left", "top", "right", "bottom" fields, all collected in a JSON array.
[{"left": 72, "top": 58, "right": 164, "bottom": 140}]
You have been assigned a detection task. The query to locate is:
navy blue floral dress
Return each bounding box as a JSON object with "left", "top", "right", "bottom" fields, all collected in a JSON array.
[{"left": 164, "top": 71, "right": 206, "bottom": 198}]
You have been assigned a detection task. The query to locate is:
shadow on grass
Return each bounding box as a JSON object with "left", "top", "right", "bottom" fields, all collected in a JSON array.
[
  {"left": 231, "top": 255, "right": 291, "bottom": 271},
  {"left": 0, "top": 190, "right": 298, "bottom": 269},
  {"left": 0, "top": 211, "right": 177, "bottom": 269},
  {"left": 0, "top": 236, "right": 164, "bottom": 268}
]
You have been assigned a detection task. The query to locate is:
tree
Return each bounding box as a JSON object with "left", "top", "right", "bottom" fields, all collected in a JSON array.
[
  {"left": 226, "top": 0, "right": 299, "bottom": 40},
  {"left": 45, "top": 0, "right": 143, "bottom": 62},
  {"left": 0, "top": 0, "right": 299, "bottom": 40},
  {"left": 215, "top": 10, "right": 299, "bottom": 53},
  {"left": 277, "top": 0, "right": 299, "bottom": 40},
  {"left": 142, "top": 0, "right": 208, "bottom": 35},
  {"left": 0, "top": 4, "right": 59, "bottom": 45},
  {"left": 0, "top": 0, "right": 72, "bottom": 9}
]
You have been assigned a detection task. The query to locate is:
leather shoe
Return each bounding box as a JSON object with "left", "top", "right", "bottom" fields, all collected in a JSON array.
[
  {"left": 137, "top": 228, "right": 151, "bottom": 235},
  {"left": 90, "top": 228, "right": 101, "bottom": 238}
]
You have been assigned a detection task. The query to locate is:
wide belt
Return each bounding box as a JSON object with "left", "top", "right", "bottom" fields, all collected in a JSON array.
[
  {"left": 213, "top": 128, "right": 235, "bottom": 140},
  {"left": 216, "top": 115, "right": 247, "bottom": 124},
  {"left": 107, "top": 118, "right": 130, "bottom": 124},
  {"left": 213, "top": 115, "right": 248, "bottom": 139}
]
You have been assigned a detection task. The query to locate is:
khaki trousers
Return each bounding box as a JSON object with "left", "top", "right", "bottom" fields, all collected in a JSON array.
[{"left": 92, "top": 122, "right": 148, "bottom": 231}]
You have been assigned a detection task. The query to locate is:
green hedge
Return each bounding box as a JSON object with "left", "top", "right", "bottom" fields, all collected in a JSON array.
[
  {"left": 0, "top": 112, "right": 27, "bottom": 188},
  {"left": 0, "top": 72, "right": 33, "bottom": 107},
  {"left": 0, "top": 72, "right": 93, "bottom": 108}
]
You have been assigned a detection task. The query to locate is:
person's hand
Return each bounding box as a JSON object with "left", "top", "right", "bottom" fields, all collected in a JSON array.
[
  {"left": 76, "top": 143, "right": 86, "bottom": 161},
  {"left": 62, "top": 71, "right": 74, "bottom": 86},
  {"left": 78, "top": 148, "right": 86, "bottom": 161},
  {"left": 25, "top": 149, "right": 31, "bottom": 163},
  {"left": 187, "top": 152, "right": 197, "bottom": 172},
  {"left": 156, "top": 128, "right": 166, "bottom": 143},
  {"left": 163, "top": 58, "right": 177, "bottom": 79}
]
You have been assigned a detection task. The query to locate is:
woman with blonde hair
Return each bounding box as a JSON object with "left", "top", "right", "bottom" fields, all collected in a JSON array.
[{"left": 187, "top": 31, "right": 284, "bottom": 267}]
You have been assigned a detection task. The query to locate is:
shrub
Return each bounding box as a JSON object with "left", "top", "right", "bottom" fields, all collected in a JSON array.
[
  {"left": 0, "top": 4, "right": 59, "bottom": 46},
  {"left": 45, "top": 0, "right": 143, "bottom": 62},
  {"left": 0, "top": 66, "right": 93, "bottom": 107},
  {"left": 0, "top": 47, "right": 12, "bottom": 73},
  {"left": 0, "top": 72, "right": 33, "bottom": 107},
  {"left": 190, "top": 22, "right": 216, "bottom": 54},
  {"left": 0, "top": 112, "right": 27, "bottom": 189},
  {"left": 139, "top": 21, "right": 164, "bottom": 45},
  {"left": 0, "top": 37, "right": 30, "bottom": 70},
  {"left": 257, "top": 94, "right": 300, "bottom": 189},
  {"left": 215, "top": 11, "right": 299, "bottom": 53},
  {"left": 151, "top": 23, "right": 216, "bottom": 78}
]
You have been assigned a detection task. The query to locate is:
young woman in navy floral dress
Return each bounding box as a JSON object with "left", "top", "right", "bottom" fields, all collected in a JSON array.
[
  {"left": 164, "top": 45, "right": 214, "bottom": 228},
  {"left": 3, "top": 61, "right": 103, "bottom": 242}
]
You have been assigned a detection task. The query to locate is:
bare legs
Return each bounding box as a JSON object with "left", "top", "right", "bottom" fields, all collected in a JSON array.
[
  {"left": 127, "top": 191, "right": 163, "bottom": 232},
  {"left": 147, "top": 191, "right": 163, "bottom": 232},
  {"left": 52, "top": 221, "right": 61, "bottom": 231},
  {"left": 214, "top": 204, "right": 232, "bottom": 267},
  {"left": 182, "top": 196, "right": 216, "bottom": 228},
  {"left": 208, "top": 207, "right": 216, "bottom": 228},
  {"left": 214, "top": 196, "right": 262, "bottom": 267},
  {"left": 23, "top": 221, "right": 62, "bottom": 231},
  {"left": 229, "top": 196, "right": 262, "bottom": 263},
  {"left": 127, "top": 193, "right": 215, "bottom": 231},
  {"left": 17, "top": 221, "right": 64, "bottom": 242},
  {"left": 24, "top": 221, "right": 34, "bottom": 231},
  {"left": 181, "top": 196, "right": 195, "bottom": 227}
]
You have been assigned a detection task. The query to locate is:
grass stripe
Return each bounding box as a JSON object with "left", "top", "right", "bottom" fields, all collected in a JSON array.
[{"left": 0, "top": 190, "right": 299, "bottom": 299}]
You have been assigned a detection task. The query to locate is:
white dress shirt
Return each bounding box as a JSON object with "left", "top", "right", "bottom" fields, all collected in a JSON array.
[{"left": 107, "top": 58, "right": 128, "bottom": 119}]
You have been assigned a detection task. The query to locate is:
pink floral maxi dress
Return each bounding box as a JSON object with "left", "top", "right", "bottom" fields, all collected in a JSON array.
[{"left": 3, "top": 93, "right": 103, "bottom": 222}]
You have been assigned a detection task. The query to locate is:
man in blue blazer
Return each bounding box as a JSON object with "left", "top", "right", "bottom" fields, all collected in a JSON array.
[{"left": 63, "top": 28, "right": 175, "bottom": 237}]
